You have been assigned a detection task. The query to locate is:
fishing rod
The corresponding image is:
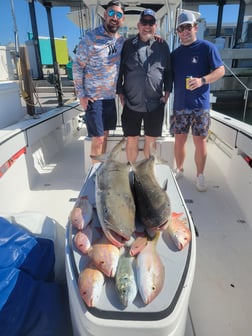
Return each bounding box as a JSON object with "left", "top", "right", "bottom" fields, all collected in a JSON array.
[{"left": 10, "top": 0, "right": 20, "bottom": 57}]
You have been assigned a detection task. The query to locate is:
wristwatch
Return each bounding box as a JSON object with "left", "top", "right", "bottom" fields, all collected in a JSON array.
[{"left": 201, "top": 77, "right": 206, "bottom": 85}]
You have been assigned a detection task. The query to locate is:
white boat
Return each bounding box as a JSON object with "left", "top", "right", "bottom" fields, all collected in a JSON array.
[
  {"left": 1, "top": 79, "right": 252, "bottom": 336},
  {"left": 1, "top": 1, "right": 252, "bottom": 335}
]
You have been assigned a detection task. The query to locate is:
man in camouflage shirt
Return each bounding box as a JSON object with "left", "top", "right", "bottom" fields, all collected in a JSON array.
[{"left": 73, "top": 1, "right": 125, "bottom": 162}]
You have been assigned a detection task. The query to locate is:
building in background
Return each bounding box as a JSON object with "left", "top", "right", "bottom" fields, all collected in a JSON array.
[{"left": 26, "top": 34, "right": 69, "bottom": 79}]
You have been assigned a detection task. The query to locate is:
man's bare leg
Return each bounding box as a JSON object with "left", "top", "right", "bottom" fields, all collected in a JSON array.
[{"left": 126, "top": 136, "right": 139, "bottom": 163}]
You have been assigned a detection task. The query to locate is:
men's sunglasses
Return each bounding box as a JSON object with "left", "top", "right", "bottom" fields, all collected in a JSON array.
[
  {"left": 177, "top": 24, "right": 194, "bottom": 33},
  {"left": 108, "top": 9, "right": 123, "bottom": 19},
  {"left": 140, "top": 19, "right": 156, "bottom": 26}
]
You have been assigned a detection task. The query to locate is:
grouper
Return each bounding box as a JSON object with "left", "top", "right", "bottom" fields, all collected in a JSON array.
[
  {"left": 93, "top": 138, "right": 136, "bottom": 248},
  {"left": 132, "top": 155, "right": 171, "bottom": 232}
]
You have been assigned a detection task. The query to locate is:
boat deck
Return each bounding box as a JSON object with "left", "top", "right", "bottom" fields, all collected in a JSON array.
[
  {"left": 176, "top": 136, "right": 252, "bottom": 336},
  {"left": 8, "top": 116, "right": 252, "bottom": 335}
]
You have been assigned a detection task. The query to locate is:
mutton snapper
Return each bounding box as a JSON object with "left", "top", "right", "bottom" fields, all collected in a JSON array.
[
  {"left": 132, "top": 155, "right": 171, "bottom": 232},
  {"left": 70, "top": 196, "right": 93, "bottom": 230},
  {"left": 78, "top": 262, "right": 105, "bottom": 307},
  {"left": 136, "top": 232, "right": 165, "bottom": 305},
  {"left": 88, "top": 234, "right": 120, "bottom": 277},
  {"left": 93, "top": 138, "right": 136, "bottom": 248},
  {"left": 168, "top": 212, "right": 191, "bottom": 250},
  {"left": 74, "top": 224, "right": 93, "bottom": 254}
]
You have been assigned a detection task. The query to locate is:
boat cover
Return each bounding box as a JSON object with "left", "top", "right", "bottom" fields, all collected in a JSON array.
[{"left": 0, "top": 217, "right": 71, "bottom": 336}]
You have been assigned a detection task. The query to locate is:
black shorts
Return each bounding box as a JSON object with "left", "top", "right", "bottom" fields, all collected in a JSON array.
[{"left": 121, "top": 104, "right": 165, "bottom": 137}]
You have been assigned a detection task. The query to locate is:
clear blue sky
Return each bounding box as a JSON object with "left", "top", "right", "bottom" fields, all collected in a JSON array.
[
  {"left": 199, "top": 4, "right": 239, "bottom": 23},
  {"left": 0, "top": 1, "right": 239, "bottom": 58}
]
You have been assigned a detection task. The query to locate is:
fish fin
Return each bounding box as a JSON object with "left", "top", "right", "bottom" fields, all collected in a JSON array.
[
  {"left": 171, "top": 212, "right": 184, "bottom": 219},
  {"left": 146, "top": 229, "right": 160, "bottom": 242},
  {"left": 149, "top": 142, "right": 157, "bottom": 157},
  {"left": 91, "top": 137, "right": 126, "bottom": 163},
  {"left": 107, "top": 137, "right": 126, "bottom": 159},
  {"left": 162, "top": 179, "right": 168, "bottom": 191},
  {"left": 149, "top": 144, "right": 169, "bottom": 166},
  {"left": 127, "top": 161, "right": 135, "bottom": 171},
  {"left": 132, "top": 157, "right": 148, "bottom": 168},
  {"left": 90, "top": 154, "right": 107, "bottom": 162}
]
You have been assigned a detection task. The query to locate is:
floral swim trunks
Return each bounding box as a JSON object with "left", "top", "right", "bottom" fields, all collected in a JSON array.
[{"left": 170, "top": 109, "right": 210, "bottom": 137}]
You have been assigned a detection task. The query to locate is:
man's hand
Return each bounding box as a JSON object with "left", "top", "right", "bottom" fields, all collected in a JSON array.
[
  {"left": 154, "top": 35, "right": 164, "bottom": 43},
  {"left": 79, "top": 97, "right": 96, "bottom": 110},
  {"left": 118, "top": 93, "right": 125, "bottom": 106}
]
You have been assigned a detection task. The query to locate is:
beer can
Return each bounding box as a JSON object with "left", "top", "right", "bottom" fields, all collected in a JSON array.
[{"left": 186, "top": 76, "right": 192, "bottom": 90}]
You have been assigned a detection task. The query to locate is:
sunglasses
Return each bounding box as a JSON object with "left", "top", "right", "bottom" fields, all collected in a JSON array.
[
  {"left": 140, "top": 19, "right": 156, "bottom": 27},
  {"left": 107, "top": 9, "right": 123, "bottom": 19},
  {"left": 177, "top": 24, "right": 194, "bottom": 33}
]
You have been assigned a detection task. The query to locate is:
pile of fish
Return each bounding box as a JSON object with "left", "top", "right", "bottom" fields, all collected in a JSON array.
[{"left": 69, "top": 138, "right": 191, "bottom": 309}]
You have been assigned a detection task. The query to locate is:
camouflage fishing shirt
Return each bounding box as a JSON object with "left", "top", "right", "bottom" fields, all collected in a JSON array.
[{"left": 73, "top": 25, "right": 124, "bottom": 100}]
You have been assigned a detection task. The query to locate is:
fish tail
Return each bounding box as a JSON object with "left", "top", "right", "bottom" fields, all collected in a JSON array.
[
  {"left": 162, "top": 179, "right": 168, "bottom": 191},
  {"left": 171, "top": 212, "right": 184, "bottom": 219},
  {"left": 149, "top": 231, "right": 160, "bottom": 245}
]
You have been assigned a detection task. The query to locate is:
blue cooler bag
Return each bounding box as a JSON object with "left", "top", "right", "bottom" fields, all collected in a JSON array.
[{"left": 0, "top": 217, "right": 71, "bottom": 336}]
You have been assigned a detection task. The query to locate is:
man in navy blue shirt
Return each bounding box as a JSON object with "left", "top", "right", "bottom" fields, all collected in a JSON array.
[{"left": 171, "top": 11, "right": 225, "bottom": 191}]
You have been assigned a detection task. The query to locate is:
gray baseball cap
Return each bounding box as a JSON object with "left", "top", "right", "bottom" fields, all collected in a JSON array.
[{"left": 177, "top": 11, "right": 196, "bottom": 27}]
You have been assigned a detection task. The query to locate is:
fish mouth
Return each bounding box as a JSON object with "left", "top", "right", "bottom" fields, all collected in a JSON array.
[
  {"left": 105, "top": 229, "right": 130, "bottom": 248},
  {"left": 102, "top": 267, "right": 116, "bottom": 278},
  {"left": 149, "top": 219, "right": 169, "bottom": 232},
  {"left": 103, "top": 219, "right": 132, "bottom": 247},
  {"left": 157, "top": 219, "right": 169, "bottom": 231}
]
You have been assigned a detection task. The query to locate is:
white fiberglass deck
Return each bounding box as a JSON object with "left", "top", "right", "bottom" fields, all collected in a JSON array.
[
  {"left": 7, "top": 124, "right": 251, "bottom": 336},
  {"left": 176, "top": 134, "right": 252, "bottom": 336}
]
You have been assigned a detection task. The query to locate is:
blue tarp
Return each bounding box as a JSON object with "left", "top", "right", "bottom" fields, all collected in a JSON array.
[{"left": 0, "top": 217, "right": 72, "bottom": 336}]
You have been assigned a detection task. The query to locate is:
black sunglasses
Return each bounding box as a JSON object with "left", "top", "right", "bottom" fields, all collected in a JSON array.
[
  {"left": 140, "top": 19, "right": 156, "bottom": 27},
  {"left": 108, "top": 9, "right": 123, "bottom": 19},
  {"left": 177, "top": 24, "right": 194, "bottom": 33}
]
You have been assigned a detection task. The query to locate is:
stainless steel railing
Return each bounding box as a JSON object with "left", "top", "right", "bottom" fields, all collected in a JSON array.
[{"left": 224, "top": 63, "right": 252, "bottom": 122}]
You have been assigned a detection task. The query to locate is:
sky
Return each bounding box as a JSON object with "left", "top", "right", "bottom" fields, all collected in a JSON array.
[
  {"left": 0, "top": 1, "right": 240, "bottom": 58},
  {"left": 0, "top": 1, "right": 81, "bottom": 58}
]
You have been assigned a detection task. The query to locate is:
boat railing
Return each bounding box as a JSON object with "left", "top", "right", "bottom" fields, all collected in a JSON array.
[{"left": 223, "top": 62, "right": 252, "bottom": 122}]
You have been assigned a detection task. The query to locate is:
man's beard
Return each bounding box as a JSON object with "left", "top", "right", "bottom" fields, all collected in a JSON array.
[
  {"left": 141, "top": 32, "right": 154, "bottom": 42},
  {"left": 106, "top": 23, "right": 120, "bottom": 34}
]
